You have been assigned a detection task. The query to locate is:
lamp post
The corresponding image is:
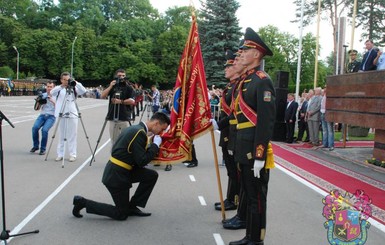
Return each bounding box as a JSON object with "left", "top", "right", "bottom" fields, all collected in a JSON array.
[
  {"left": 71, "top": 36, "right": 77, "bottom": 77},
  {"left": 13, "top": 46, "right": 19, "bottom": 80}
]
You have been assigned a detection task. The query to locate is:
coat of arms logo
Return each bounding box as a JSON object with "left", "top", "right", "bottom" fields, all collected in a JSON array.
[{"left": 323, "top": 189, "right": 371, "bottom": 245}]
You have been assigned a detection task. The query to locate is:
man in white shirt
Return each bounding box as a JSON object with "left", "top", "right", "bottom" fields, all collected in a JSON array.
[{"left": 50, "top": 72, "right": 87, "bottom": 162}]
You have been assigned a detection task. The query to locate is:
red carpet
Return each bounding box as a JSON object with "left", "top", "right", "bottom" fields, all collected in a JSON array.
[{"left": 272, "top": 142, "right": 385, "bottom": 224}]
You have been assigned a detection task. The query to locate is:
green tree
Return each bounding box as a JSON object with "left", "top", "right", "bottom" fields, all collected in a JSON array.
[
  {"left": 199, "top": 0, "right": 242, "bottom": 87},
  {"left": 352, "top": 0, "right": 385, "bottom": 42}
]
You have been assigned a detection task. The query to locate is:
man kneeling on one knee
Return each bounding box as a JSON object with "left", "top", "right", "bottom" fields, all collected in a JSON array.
[{"left": 72, "top": 112, "right": 170, "bottom": 220}]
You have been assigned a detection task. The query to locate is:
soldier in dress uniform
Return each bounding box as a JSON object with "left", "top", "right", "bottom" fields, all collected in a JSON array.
[
  {"left": 213, "top": 50, "right": 238, "bottom": 212},
  {"left": 222, "top": 45, "right": 249, "bottom": 230},
  {"left": 346, "top": 49, "right": 361, "bottom": 73},
  {"left": 71, "top": 112, "right": 170, "bottom": 220},
  {"left": 229, "top": 27, "right": 276, "bottom": 245}
]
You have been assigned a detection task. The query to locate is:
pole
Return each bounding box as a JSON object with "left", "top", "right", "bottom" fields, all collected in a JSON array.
[
  {"left": 295, "top": 0, "right": 305, "bottom": 102},
  {"left": 313, "top": 0, "right": 321, "bottom": 89},
  {"left": 12, "top": 46, "right": 19, "bottom": 80},
  {"left": 71, "top": 36, "right": 78, "bottom": 78},
  {"left": 210, "top": 129, "right": 226, "bottom": 221},
  {"left": 350, "top": 0, "right": 358, "bottom": 50}
]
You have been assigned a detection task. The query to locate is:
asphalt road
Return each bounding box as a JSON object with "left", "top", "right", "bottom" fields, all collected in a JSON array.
[{"left": 0, "top": 96, "right": 384, "bottom": 245}]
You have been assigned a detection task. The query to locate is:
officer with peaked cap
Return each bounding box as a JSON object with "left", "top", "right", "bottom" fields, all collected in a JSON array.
[
  {"left": 228, "top": 27, "right": 276, "bottom": 245},
  {"left": 213, "top": 50, "right": 238, "bottom": 212},
  {"left": 346, "top": 49, "right": 361, "bottom": 73}
]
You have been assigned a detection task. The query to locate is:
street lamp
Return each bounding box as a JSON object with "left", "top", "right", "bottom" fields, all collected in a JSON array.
[
  {"left": 13, "top": 46, "right": 19, "bottom": 80},
  {"left": 71, "top": 36, "right": 77, "bottom": 77}
]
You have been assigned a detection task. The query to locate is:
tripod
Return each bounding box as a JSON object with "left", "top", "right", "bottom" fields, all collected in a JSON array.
[
  {"left": 45, "top": 87, "right": 93, "bottom": 168},
  {"left": 139, "top": 98, "right": 152, "bottom": 122},
  {"left": 0, "top": 111, "right": 39, "bottom": 244},
  {"left": 89, "top": 93, "right": 132, "bottom": 166}
]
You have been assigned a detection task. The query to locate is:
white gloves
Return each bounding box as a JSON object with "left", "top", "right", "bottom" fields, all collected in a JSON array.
[
  {"left": 210, "top": 119, "right": 219, "bottom": 130},
  {"left": 253, "top": 160, "right": 265, "bottom": 178},
  {"left": 153, "top": 135, "right": 162, "bottom": 147}
]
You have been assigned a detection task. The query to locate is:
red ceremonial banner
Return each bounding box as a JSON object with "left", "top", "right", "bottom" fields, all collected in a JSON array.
[{"left": 153, "top": 14, "right": 212, "bottom": 164}]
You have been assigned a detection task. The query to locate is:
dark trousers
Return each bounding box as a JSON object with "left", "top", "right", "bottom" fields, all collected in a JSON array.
[
  {"left": 285, "top": 121, "right": 295, "bottom": 142},
  {"left": 86, "top": 168, "right": 158, "bottom": 220},
  {"left": 240, "top": 163, "right": 269, "bottom": 242},
  {"left": 222, "top": 146, "right": 239, "bottom": 202},
  {"left": 236, "top": 176, "right": 247, "bottom": 221},
  {"left": 297, "top": 119, "right": 309, "bottom": 141}
]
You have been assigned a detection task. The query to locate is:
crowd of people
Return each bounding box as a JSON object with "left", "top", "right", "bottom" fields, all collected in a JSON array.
[{"left": 284, "top": 39, "right": 379, "bottom": 151}]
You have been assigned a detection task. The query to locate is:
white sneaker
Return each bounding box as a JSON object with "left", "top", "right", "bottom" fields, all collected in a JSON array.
[
  {"left": 55, "top": 156, "right": 63, "bottom": 161},
  {"left": 69, "top": 156, "right": 76, "bottom": 162}
]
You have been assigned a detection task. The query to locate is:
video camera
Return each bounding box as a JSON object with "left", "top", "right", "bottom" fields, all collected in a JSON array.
[
  {"left": 114, "top": 76, "right": 128, "bottom": 87},
  {"left": 68, "top": 78, "right": 77, "bottom": 87},
  {"left": 34, "top": 90, "right": 48, "bottom": 110}
]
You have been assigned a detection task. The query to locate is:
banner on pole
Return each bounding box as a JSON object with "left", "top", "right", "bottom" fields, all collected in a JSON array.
[{"left": 153, "top": 13, "right": 212, "bottom": 164}]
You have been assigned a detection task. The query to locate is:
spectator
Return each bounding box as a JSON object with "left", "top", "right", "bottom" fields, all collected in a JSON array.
[
  {"left": 284, "top": 93, "right": 298, "bottom": 143},
  {"left": 373, "top": 48, "right": 385, "bottom": 70},
  {"left": 359, "top": 40, "right": 378, "bottom": 71},
  {"left": 305, "top": 88, "right": 322, "bottom": 146},
  {"left": 320, "top": 86, "right": 334, "bottom": 151},
  {"left": 297, "top": 92, "right": 309, "bottom": 142}
]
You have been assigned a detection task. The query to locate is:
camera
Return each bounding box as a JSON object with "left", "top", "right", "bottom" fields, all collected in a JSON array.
[
  {"left": 114, "top": 77, "right": 128, "bottom": 87},
  {"left": 36, "top": 90, "right": 48, "bottom": 104},
  {"left": 68, "top": 78, "right": 77, "bottom": 87},
  {"left": 34, "top": 90, "right": 48, "bottom": 110}
]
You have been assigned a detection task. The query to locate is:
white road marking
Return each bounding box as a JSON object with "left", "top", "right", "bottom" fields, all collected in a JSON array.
[
  {"left": 198, "top": 196, "right": 207, "bottom": 206},
  {"left": 189, "top": 175, "right": 196, "bottom": 182},
  {"left": 5, "top": 140, "right": 110, "bottom": 243},
  {"left": 213, "top": 233, "right": 225, "bottom": 245}
]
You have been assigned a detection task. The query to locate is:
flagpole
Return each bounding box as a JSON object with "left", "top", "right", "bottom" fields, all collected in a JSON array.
[
  {"left": 313, "top": 0, "right": 321, "bottom": 89},
  {"left": 210, "top": 129, "right": 226, "bottom": 221},
  {"left": 295, "top": 0, "right": 305, "bottom": 102},
  {"left": 350, "top": 0, "right": 358, "bottom": 50}
]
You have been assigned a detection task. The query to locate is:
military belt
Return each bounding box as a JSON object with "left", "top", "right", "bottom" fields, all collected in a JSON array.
[
  {"left": 236, "top": 121, "right": 254, "bottom": 130},
  {"left": 110, "top": 156, "right": 133, "bottom": 170},
  {"left": 229, "top": 119, "right": 238, "bottom": 125}
]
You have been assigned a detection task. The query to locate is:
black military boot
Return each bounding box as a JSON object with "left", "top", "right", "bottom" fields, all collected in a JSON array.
[
  {"left": 72, "top": 195, "right": 87, "bottom": 218},
  {"left": 229, "top": 236, "right": 250, "bottom": 245}
]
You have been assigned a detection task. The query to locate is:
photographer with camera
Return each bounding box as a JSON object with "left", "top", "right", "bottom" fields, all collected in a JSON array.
[
  {"left": 101, "top": 69, "right": 135, "bottom": 147},
  {"left": 51, "top": 72, "right": 87, "bottom": 162},
  {"left": 30, "top": 81, "right": 56, "bottom": 155}
]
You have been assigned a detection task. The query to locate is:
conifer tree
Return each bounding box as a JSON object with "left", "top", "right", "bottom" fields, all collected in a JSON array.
[{"left": 199, "top": 0, "right": 242, "bottom": 87}]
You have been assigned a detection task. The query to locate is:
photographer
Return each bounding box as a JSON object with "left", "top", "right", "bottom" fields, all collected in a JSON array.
[
  {"left": 51, "top": 72, "right": 87, "bottom": 162},
  {"left": 30, "top": 81, "right": 56, "bottom": 155},
  {"left": 146, "top": 85, "right": 160, "bottom": 114},
  {"left": 101, "top": 69, "right": 135, "bottom": 147}
]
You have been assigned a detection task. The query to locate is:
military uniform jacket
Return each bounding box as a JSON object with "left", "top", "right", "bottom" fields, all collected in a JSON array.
[
  {"left": 102, "top": 122, "right": 159, "bottom": 188},
  {"left": 234, "top": 66, "right": 276, "bottom": 163},
  {"left": 218, "top": 79, "right": 238, "bottom": 147},
  {"left": 106, "top": 84, "right": 134, "bottom": 121},
  {"left": 346, "top": 60, "right": 361, "bottom": 73}
]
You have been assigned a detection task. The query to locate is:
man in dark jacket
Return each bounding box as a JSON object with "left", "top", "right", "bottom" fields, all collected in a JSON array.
[
  {"left": 285, "top": 93, "right": 298, "bottom": 143},
  {"left": 359, "top": 40, "right": 378, "bottom": 71},
  {"left": 72, "top": 112, "right": 170, "bottom": 220}
]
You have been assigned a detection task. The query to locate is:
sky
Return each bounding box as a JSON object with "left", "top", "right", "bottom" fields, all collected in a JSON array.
[{"left": 149, "top": 0, "right": 365, "bottom": 60}]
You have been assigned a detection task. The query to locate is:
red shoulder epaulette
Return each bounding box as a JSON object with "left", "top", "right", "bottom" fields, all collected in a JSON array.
[{"left": 256, "top": 71, "right": 267, "bottom": 79}]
